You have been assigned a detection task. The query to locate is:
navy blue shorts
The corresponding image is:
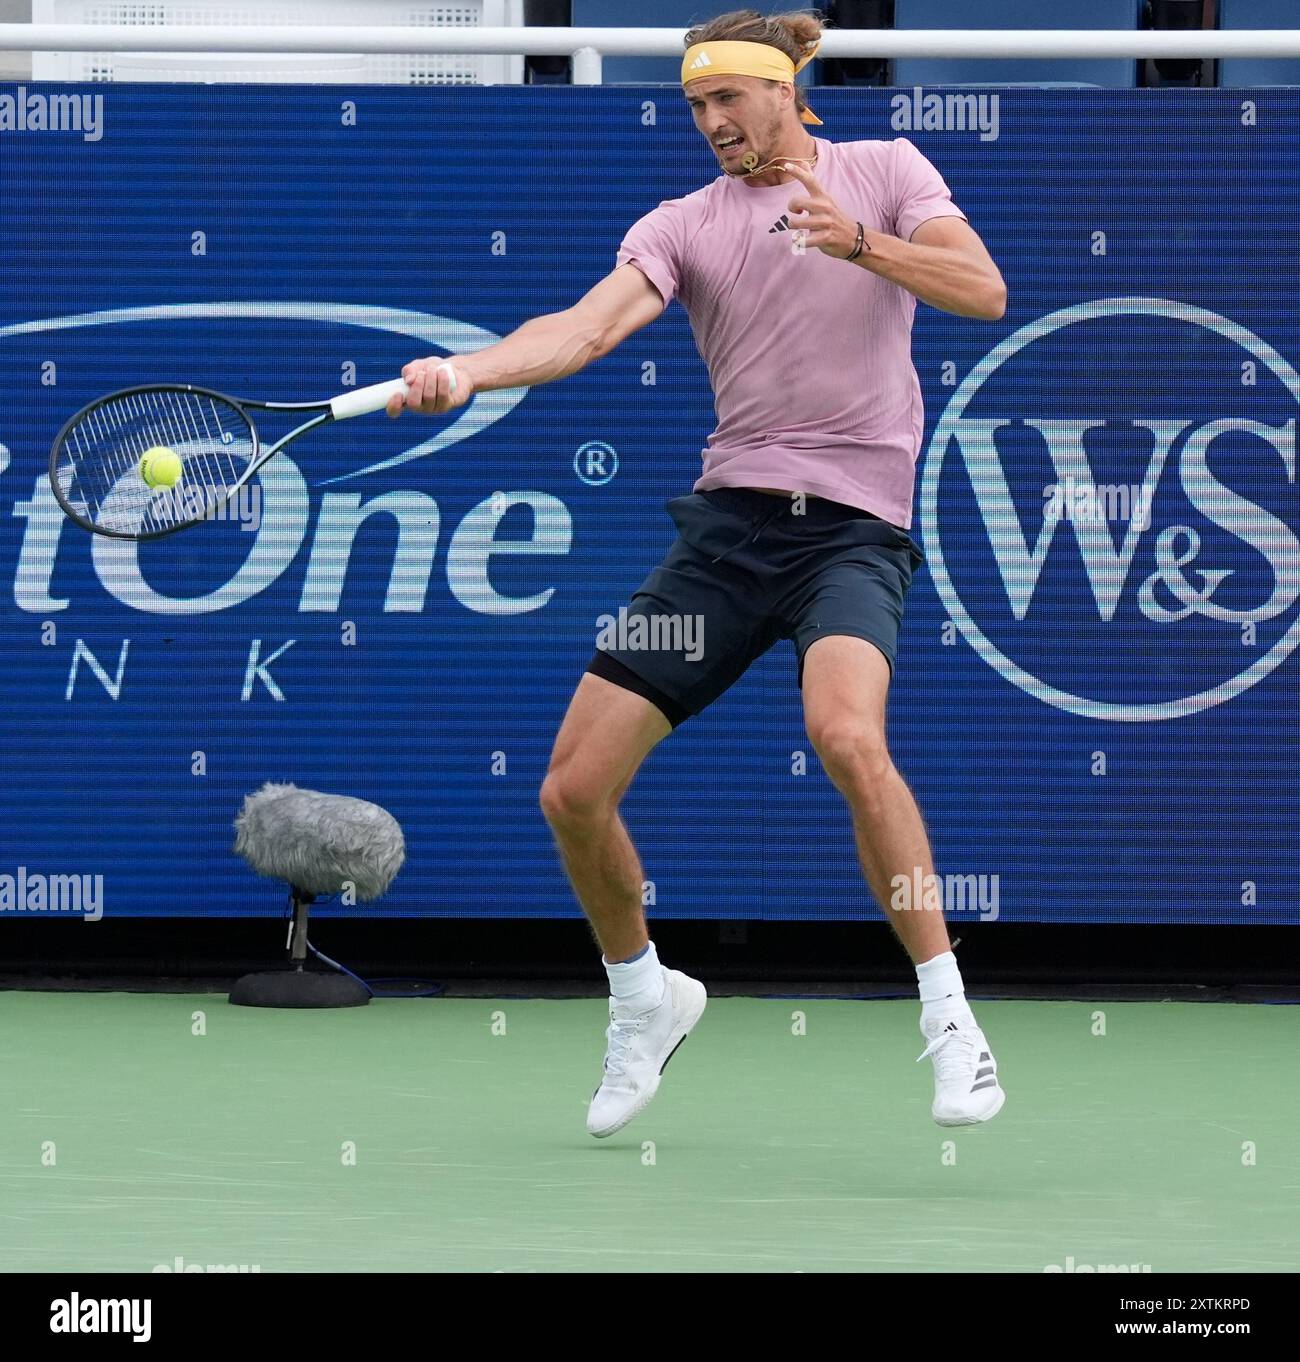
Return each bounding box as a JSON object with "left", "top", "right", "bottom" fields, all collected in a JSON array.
[{"left": 587, "top": 488, "right": 923, "bottom": 727}]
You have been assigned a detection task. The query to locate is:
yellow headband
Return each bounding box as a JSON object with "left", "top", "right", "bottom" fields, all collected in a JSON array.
[{"left": 681, "top": 39, "right": 823, "bottom": 125}]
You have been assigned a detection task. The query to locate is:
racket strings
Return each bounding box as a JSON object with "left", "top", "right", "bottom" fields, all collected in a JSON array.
[{"left": 55, "top": 390, "right": 256, "bottom": 535}]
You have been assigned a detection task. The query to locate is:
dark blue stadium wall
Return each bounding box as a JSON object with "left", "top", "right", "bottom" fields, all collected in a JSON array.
[{"left": 1, "top": 84, "right": 1296, "bottom": 923}]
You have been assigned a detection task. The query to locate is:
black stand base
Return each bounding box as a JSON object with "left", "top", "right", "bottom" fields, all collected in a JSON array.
[{"left": 229, "top": 968, "right": 370, "bottom": 1009}]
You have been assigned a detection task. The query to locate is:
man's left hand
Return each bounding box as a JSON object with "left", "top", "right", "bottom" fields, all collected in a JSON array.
[{"left": 783, "top": 161, "right": 859, "bottom": 260}]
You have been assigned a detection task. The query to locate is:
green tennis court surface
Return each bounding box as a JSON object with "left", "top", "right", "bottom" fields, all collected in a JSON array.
[{"left": 1, "top": 994, "right": 1294, "bottom": 1273}]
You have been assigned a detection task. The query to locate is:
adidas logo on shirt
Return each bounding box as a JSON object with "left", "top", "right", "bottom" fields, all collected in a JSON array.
[
  {"left": 689, "top": 52, "right": 712, "bottom": 69},
  {"left": 768, "top": 213, "right": 790, "bottom": 233}
]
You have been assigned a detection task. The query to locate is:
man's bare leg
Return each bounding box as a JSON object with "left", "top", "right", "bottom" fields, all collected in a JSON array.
[
  {"left": 539, "top": 672, "right": 670, "bottom": 963},
  {"left": 800, "top": 635, "right": 950, "bottom": 965},
  {"left": 542, "top": 672, "right": 707, "bottom": 1138},
  {"left": 800, "top": 634, "right": 1004, "bottom": 1124}
]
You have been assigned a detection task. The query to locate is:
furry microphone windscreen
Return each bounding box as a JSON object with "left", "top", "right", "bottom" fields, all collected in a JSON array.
[{"left": 233, "top": 782, "right": 406, "bottom": 901}]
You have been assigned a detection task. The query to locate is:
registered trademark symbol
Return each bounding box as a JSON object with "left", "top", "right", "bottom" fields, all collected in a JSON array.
[{"left": 574, "top": 441, "right": 618, "bottom": 486}]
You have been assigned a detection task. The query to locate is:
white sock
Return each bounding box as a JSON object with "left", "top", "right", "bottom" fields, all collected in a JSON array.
[
  {"left": 604, "top": 940, "right": 665, "bottom": 1012},
  {"left": 916, "top": 951, "right": 970, "bottom": 1026}
]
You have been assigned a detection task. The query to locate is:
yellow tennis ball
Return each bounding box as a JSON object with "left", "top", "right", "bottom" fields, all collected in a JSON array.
[{"left": 139, "top": 446, "right": 182, "bottom": 489}]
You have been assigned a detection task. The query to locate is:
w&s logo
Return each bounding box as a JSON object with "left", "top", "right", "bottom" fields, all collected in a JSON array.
[{"left": 921, "top": 298, "right": 1300, "bottom": 720}]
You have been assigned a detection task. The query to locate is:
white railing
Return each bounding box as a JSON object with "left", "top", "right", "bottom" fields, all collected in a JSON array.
[
  {"left": 24, "top": 2, "right": 525, "bottom": 86},
  {"left": 5, "top": 26, "right": 1300, "bottom": 85}
]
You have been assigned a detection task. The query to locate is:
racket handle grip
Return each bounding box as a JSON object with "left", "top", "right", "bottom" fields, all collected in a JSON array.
[{"left": 329, "top": 378, "right": 410, "bottom": 420}]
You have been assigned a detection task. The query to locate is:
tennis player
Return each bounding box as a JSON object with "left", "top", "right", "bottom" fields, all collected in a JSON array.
[{"left": 389, "top": 8, "right": 1008, "bottom": 1136}]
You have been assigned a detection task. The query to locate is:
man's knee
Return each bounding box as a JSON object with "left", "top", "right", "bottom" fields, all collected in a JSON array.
[
  {"left": 539, "top": 763, "right": 618, "bottom": 827},
  {"left": 541, "top": 673, "right": 667, "bottom": 829},
  {"left": 809, "top": 719, "right": 895, "bottom": 794}
]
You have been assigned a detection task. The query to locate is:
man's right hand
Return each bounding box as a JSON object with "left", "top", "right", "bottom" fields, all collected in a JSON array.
[{"left": 386, "top": 357, "right": 475, "bottom": 417}]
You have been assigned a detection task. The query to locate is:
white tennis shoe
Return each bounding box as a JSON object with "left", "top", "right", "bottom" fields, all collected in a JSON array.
[
  {"left": 917, "top": 1012, "right": 1006, "bottom": 1126},
  {"left": 586, "top": 968, "right": 707, "bottom": 1138}
]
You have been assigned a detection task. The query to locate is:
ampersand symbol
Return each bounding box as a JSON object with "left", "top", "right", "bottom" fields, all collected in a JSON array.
[{"left": 1138, "top": 526, "right": 1233, "bottom": 622}]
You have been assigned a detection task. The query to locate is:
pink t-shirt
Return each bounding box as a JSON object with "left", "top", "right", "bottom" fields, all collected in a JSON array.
[{"left": 615, "top": 135, "right": 967, "bottom": 528}]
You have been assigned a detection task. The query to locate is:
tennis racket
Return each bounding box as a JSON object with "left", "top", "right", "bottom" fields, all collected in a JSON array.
[{"left": 48, "top": 373, "right": 437, "bottom": 540}]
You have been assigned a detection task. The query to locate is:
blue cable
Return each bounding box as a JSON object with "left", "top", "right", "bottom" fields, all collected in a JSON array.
[
  {"left": 280, "top": 891, "right": 445, "bottom": 999},
  {"left": 306, "top": 941, "right": 445, "bottom": 999}
]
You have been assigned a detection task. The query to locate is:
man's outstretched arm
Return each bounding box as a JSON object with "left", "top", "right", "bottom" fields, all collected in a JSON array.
[{"left": 387, "top": 264, "right": 666, "bottom": 417}]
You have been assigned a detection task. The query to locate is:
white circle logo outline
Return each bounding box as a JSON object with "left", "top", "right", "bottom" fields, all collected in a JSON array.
[
  {"left": 920, "top": 297, "right": 1300, "bottom": 721},
  {"left": 574, "top": 440, "right": 619, "bottom": 486}
]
